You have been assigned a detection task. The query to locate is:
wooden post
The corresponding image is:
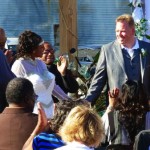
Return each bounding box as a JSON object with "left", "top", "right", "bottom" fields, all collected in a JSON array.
[{"left": 59, "top": 0, "right": 78, "bottom": 73}]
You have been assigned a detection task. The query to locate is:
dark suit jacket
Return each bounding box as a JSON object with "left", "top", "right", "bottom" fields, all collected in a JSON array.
[
  {"left": 86, "top": 40, "right": 150, "bottom": 102},
  {"left": 133, "top": 130, "right": 150, "bottom": 150},
  {"left": 0, "top": 107, "right": 38, "bottom": 150}
]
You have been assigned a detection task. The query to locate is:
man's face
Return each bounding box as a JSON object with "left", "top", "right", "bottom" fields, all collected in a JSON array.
[
  {"left": 41, "top": 43, "right": 55, "bottom": 65},
  {"left": 115, "top": 21, "right": 135, "bottom": 47}
]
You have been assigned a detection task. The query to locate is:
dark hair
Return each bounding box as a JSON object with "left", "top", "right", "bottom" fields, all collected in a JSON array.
[
  {"left": 6, "top": 78, "right": 35, "bottom": 111},
  {"left": 50, "top": 99, "right": 88, "bottom": 132},
  {"left": 118, "top": 80, "right": 147, "bottom": 142},
  {"left": 17, "top": 30, "right": 43, "bottom": 58}
]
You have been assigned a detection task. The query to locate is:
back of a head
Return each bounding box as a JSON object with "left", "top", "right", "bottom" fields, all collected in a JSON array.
[
  {"left": 59, "top": 105, "right": 104, "bottom": 148},
  {"left": 116, "top": 14, "right": 135, "bottom": 27},
  {"left": 121, "top": 80, "right": 146, "bottom": 106},
  {"left": 51, "top": 99, "right": 89, "bottom": 132},
  {"left": 44, "top": 41, "right": 53, "bottom": 49},
  {"left": 17, "top": 30, "right": 43, "bottom": 58},
  {"left": 6, "top": 78, "right": 35, "bottom": 111},
  {"left": 118, "top": 80, "right": 147, "bottom": 142}
]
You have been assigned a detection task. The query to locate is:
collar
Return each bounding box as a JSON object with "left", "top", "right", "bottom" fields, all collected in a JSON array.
[
  {"left": 2, "top": 107, "right": 31, "bottom": 114},
  {"left": 121, "top": 38, "right": 139, "bottom": 50},
  {"left": 66, "top": 141, "right": 94, "bottom": 150},
  {"left": 21, "top": 57, "right": 37, "bottom": 66}
]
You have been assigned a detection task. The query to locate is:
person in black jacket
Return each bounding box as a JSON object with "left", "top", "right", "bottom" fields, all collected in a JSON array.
[
  {"left": 41, "top": 42, "right": 79, "bottom": 102},
  {"left": 0, "top": 50, "right": 15, "bottom": 112}
]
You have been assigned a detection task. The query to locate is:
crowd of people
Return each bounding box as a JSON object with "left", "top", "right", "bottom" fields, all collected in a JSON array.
[{"left": 0, "top": 14, "right": 150, "bottom": 150}]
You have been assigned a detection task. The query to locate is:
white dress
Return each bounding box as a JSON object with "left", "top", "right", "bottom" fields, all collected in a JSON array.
[{"left": 11, "top": 57, "right": 55, "bottom": 119}]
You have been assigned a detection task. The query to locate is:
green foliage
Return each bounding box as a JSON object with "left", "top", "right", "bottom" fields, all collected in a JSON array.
[
  {"left": 128, "top": 2, "right": 150, "bottom": 40},
  {"left": 135, "top": 18, "right": 148, "bottom": 40},
  {"left": 128, "top": 2, "right": 133, "bottom": 7},
  {"left": 145, "top": 34, "right": 150, "bottom": 40},
  {"left": 128, "top": 2, "right": 142, "bottom": 7}
]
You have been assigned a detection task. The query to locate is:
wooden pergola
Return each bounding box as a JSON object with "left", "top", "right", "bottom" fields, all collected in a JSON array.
[{"left": 59, "top": 0, "right": 78, "bottom": 72}]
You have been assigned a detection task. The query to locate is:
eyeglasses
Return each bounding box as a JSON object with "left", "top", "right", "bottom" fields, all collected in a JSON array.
[{"left": 42, "top": 49, "right": 54, "bottom": 54}]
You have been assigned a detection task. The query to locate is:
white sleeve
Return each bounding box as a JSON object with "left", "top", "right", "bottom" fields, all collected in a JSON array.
[
  {"left": 52, "top": 83, "right": 70, "bottom": 100},
  {"left": 102, "top": 112, "right": 110, "bottom": 142},
  {"left": 11, "top": 60, "right": 25, "bottom": 77}
]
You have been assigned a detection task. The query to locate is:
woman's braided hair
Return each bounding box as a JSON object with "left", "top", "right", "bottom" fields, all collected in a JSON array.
[{"left": 17, "top": 30, "right": 42, "bottom": 58}]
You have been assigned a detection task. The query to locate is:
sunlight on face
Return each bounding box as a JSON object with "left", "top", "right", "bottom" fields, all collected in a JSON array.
[
  {"left": 41, "top": 43, "right": 55, "bottom": 65},
  {"left": 115, "top": 21, "right": 135, "bottom": 47}
]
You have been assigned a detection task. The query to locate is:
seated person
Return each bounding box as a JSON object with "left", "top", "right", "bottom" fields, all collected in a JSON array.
[
  {"left": 55, "top": 105, "right": 104, "bottom": 150},
  {"left": 41, "top": 42, "right": 79, "bottom": 102},
  {"left": 0, "top": 78, "right": 38, "bottom": 150},
  {"left": 22, "top": 99, "right": 89, "bottom": 150},
  {"left": 102, "top": 80, "right": 148, "bottom": 149}
]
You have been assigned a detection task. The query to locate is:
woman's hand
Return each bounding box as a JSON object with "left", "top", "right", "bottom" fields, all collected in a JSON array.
[{"left": 57, "top": 56, "right": 67, "bottom": 76}]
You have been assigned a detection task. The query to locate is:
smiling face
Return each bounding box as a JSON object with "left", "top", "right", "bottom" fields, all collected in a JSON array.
[
  {"left": 41, "top": 42, "right": 55, "bottom": 65},
  {"left": 116, "top": 21, "right": 135, "bottom": 48}
]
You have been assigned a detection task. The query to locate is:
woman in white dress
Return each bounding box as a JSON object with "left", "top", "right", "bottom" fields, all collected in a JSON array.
[{"left": 11, "top": 30, "right": 69, "bottom": 119}]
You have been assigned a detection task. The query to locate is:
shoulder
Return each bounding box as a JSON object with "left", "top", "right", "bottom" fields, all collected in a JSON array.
[
  {"left": 100, "top": 40, "right": 118, "bottom": 54},
  {"left": 102, "top": 40, "right": 117, "bottom": 49},
  {"left": 35, "top": 58, "right": 46, "bottom": 65},
  {"left": 139, "top": 40, "right": 150, "bottom": 50}
]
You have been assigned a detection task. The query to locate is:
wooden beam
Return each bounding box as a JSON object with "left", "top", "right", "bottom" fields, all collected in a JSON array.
[{"left": 59, "top": 0, "right": 78, "bottom": 58}]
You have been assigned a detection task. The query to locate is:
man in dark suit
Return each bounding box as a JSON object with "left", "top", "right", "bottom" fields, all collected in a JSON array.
[
  {"left": 0, "top": 78, "right": 38, "bottom": 150},
  {"left": 86, "top": 14, "right": 150, "bottom": 103}
]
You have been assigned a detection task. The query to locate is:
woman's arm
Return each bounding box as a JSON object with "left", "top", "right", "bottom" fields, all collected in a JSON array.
[
  {"left": 22, "top": 102, "right": 48, "bottom": 150},
  {"left": 106, "top": 88, "right": 119, "bottom": 113}
]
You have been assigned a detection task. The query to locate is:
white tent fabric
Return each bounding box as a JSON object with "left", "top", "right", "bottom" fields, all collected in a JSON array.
[{"left": 129, "top": 0, "right": 150, "bottom": 42}]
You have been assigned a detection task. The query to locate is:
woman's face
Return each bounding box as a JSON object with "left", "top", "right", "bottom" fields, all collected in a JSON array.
[{"left": 41, "top": 43, "right": 55, "bottom": 65}]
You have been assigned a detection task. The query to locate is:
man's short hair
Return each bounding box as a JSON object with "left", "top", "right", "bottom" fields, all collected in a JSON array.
[
  {"left": 116, "top": 14, "right": 135, "bottom": 27},
  {"left": 6, "top": 78, "right": 34, "bottom": 105}
]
